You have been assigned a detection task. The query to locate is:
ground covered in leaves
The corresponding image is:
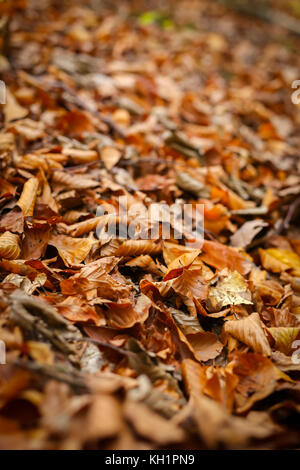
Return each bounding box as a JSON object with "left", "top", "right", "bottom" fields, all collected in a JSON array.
[{"left": 0, "top": 0, "right": 300, "bottom": 450}]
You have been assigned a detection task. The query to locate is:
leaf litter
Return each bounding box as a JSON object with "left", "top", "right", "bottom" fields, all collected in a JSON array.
[{"left": 0, "top": 0, "right": 300, "bottom": 450}]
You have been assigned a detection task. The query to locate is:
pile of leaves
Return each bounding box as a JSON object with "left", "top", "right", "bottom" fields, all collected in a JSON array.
[{"left": 0, "top": 0, "right": 300, "bottom": 450}]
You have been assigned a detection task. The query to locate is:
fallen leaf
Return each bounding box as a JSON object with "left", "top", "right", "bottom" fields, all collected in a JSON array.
[
  {"left": 48, "top": 234, "right": 94, "bottom": 266},
  {"left": 4, "top": 89, "right": 28, "bottom": 124},
  {"left": 268, "top": 327, "right": 300, "bottom": 355},
  {"left": 260, "top": 248, "right": 300, "bottom": 276},
  {"left": 201, "top": 240, "right": 252, "bottom": 275},
  {"left": 0, "top": 231, "right": 20, "bottom": 260}
]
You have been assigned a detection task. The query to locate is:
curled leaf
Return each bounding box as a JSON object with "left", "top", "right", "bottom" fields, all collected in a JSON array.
[
  {"left": 17, "top": 177, "right": 39, "bottom": 217},
  {"left": 176, "top": 171, "right": 209, "bottom": 197},
  {"left": 52, "top": 171, "right": 99, "bottom": 190},
  {"left": 4, "top": 89, "right": 28, "bottom": 123},
  {"left": 115, "top": 239, "right": 162, "bottom": 257},
  {"left": 163, "top": 249, "right": 200, "bottom": 280}
]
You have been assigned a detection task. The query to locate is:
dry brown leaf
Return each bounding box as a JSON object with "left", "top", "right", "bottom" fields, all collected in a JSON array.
[
  {"left": 208, "top": 270, "right": 252, "bottom": 311},
  {"left": 4, "top": 89, "right": 28, "bottom": 124},
  {"left": 183, "top": 331, "right": 224, "bottom": 362},
  {"left": 163, "top": 250, "right": 201, "bottom": 281},
  {"left": 9, "top": 119, "right": 45, "bottom": 140},
  {"left": 223, "top": 312, "right": 271, "bottom": 356},
  {"left": 125, "top": 254, "right": 163, "bottom": 276},
  {"left": 48, "top": 234, "right": 94, "bottom": 266},
  {"left": 201, "top": 240, "right": 252, "bottom": 275},
  {"left": 229, "top": 352, "right": 292, "bottom": 413},
  {"left": 52, "top": 171, "right": 99, "bottom": 190},
  {"left": 106, "top": 294, "right": 151, "bottom": 329},
  {"left": 179, "top": 358, "right": 278, "bottom": 448},
  {"left": 260, "top": 248, "right": 300, "bottom": 277},
  {"left": 62, "top": 148, "right": 98, "bottom": 164},
  {"left": 86, "top": 394, "right": 122, "bottom": 441},
  {"left": 0, "top": 232, "right": 20, "bottom": 260},
  {"left": 230, "top": 219, "right": 268, "bottom": 248}
]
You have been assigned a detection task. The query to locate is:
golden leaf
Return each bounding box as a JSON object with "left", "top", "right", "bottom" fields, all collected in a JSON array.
[
  {"left": 268, "top": 327, "right": 300, "bottom": 355},
  {"left": 115, "top": 239, "right": 162, "bottom": 257},
  {"left": 0, "top": 231, "right": 20, "bottom": 260}
]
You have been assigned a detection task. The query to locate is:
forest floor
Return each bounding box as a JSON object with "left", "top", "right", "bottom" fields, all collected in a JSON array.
[{"left": 0, "top": 0, "right": 300, "bottom": 450}]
